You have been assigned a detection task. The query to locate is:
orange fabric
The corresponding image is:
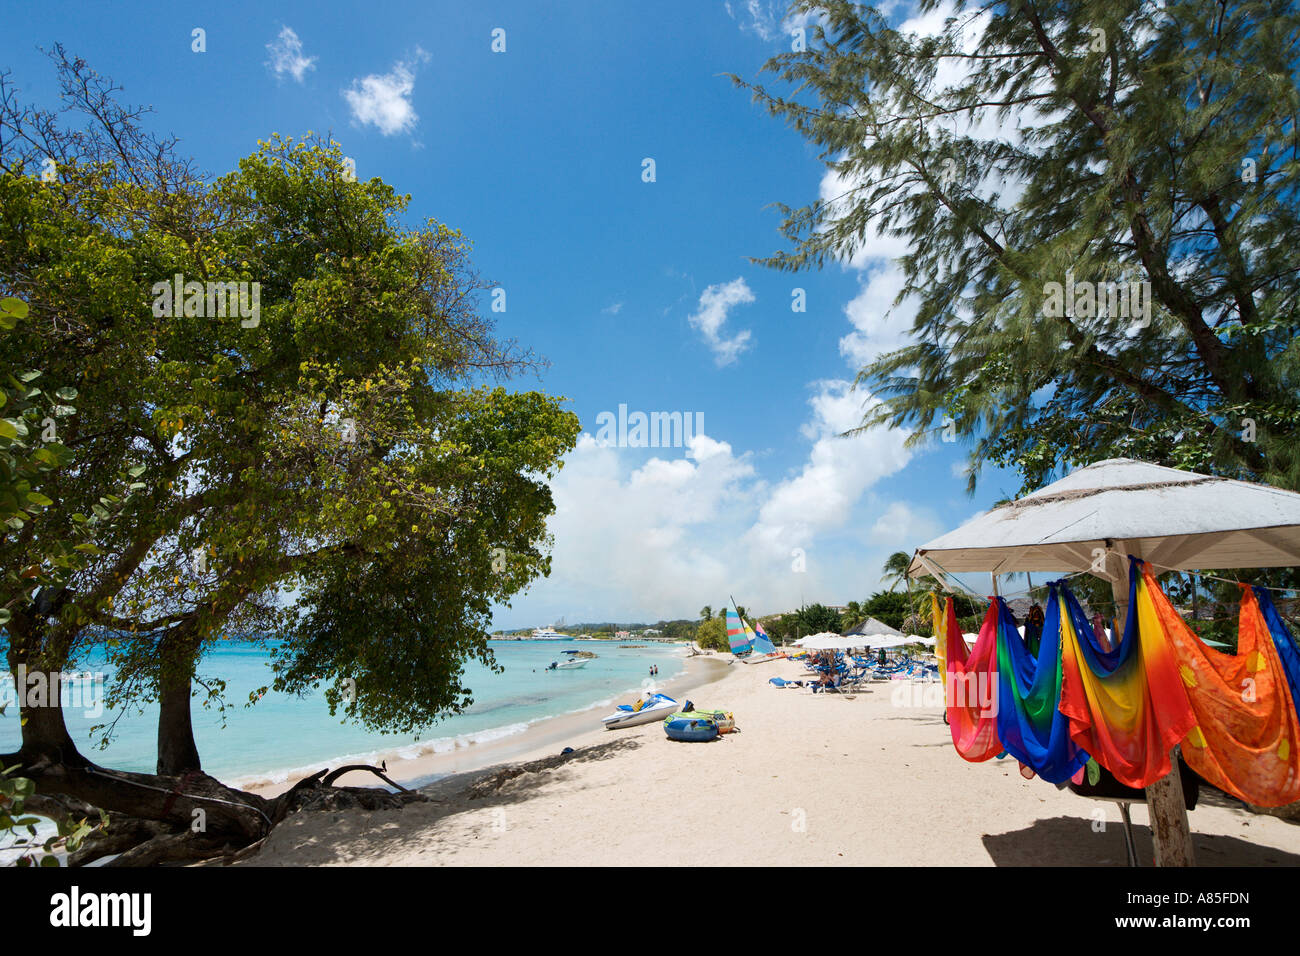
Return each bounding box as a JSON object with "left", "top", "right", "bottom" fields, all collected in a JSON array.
[{"left": 1147, "top": 568, "right": 1300, "bottom": 807}]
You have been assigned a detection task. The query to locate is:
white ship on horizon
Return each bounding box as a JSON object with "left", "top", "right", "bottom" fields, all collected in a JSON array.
[{"left": 531, "top": 626, "right": 565, "bottom": 640}]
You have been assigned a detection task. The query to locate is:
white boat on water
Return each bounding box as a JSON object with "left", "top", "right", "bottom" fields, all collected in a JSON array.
[
  {"left": 600, "top": 692, "right": 678, "bottom": 730},
  {"left": 532, "top": 627, "right": 565, "bottom": 640}
]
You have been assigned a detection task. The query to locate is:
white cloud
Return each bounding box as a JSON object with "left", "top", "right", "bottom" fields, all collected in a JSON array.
[
  {"left": 747, "top": 380, "right": 912, "bottom": 560},
  {"left": 523, "top": 431, "right": 759, "bottom": 622},
  {"left": 506, "top": 382, "right": 919, "bottom": 627},
  {"left": 266, "top": 26, "right": 316, "bottom": 83},
  {"left": 601, "top": 302, "right": 624, "bottom": 315},
  {"left": 343, "top": 50, "right": 429, "bottom": 136},
  {"left": 869, "top": 501, "right": 940, "bottom": 546},
  {"left": 687, "top": 277, "right": 754, "bottom": 366},
  {"left": 726, "top": 0, "right": 824, "bottom": 43}
]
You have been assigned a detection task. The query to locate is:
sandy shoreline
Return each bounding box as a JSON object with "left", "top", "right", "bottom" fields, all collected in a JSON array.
[
  {"left": 242, "top": 655, "right": 1300, "bottom": 866},
  {"left": 239, "top": 651, "right": 731, "bottom": 799}
]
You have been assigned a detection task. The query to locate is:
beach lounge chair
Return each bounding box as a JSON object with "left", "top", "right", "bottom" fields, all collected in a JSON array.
[{"left": 768, "top": 676, "right": 805, "bottom": 689}]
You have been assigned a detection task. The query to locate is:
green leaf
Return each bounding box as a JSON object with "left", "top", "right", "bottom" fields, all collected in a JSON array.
[
  {"left": 0, "top": 297, "right": 29, "bottom": 320},
  {"left": 25, "top": 491, "right": 53, "bottom": 507}
]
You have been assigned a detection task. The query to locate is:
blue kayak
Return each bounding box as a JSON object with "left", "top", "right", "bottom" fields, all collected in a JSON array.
[{"left": 663, "top": 713, "right": 719, "bottom": 742}]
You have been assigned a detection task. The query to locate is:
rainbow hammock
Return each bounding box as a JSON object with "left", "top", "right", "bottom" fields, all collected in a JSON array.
[
  {"left": 1058, "top": 558, "right": 1195, "bottom": 789},
  {"left": 933, "top": 590, "right": 1087, "bottom": 781},
  {"left": 996, "top": 591, "right": 1090, "bottom": 784},
  {"left": 937, "top": 561, "right": 1300, "bottom": 806}
]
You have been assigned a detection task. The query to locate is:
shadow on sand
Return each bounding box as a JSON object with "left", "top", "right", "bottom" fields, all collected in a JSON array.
[{"left": 981, "top": 814, "right": 1300, "bottom": 866}]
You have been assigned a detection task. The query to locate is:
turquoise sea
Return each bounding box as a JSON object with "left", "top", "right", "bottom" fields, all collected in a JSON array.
[{"left": 0, "top": 640, "right": 685, "bottom": 784}]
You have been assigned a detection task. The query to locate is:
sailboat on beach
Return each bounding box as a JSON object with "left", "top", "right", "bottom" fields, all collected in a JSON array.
[{"left": 725, "top": 605, "right": 782, "bottom": 663}]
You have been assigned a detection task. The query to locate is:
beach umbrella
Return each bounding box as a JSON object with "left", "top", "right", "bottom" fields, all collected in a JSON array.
[
  {"left": 793, "top": 631, "right": 840, "bottom": 647},
  {"left": 908, "top": 458, "right": 1300, "bottom": 866},
  {"left": 800, "top": 633, "right": 867, "bottom": 650}
]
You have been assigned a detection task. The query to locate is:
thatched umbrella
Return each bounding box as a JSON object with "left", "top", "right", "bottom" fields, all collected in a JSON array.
[{"left": 908, "top": 458, "right": 1300, "bottom": 865}]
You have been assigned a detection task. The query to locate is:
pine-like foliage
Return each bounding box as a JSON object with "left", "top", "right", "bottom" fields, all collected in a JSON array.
[{"left": 738, "top": 0, "right": 1300, "bottom": 494}]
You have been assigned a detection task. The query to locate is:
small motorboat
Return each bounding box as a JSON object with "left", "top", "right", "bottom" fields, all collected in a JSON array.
[
  {"left": 663, "top": 712, "right": 719, "bottom": 742},
  {"left": 601, "top": 692, "right": 678, "bottom": 729},
  {"left": 548, "top": 649, "right": 596, "bottom": 670}
]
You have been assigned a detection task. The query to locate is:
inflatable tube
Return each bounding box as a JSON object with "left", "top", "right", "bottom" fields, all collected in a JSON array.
[{"left": 664, "top": 714, "right": 719, "bottom": 742}]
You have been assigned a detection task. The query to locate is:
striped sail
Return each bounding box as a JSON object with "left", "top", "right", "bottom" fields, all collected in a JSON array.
[
  {"left": 725, "top": 608, "right": 752, "bottom": 655},
  {"left": 752, "top": 620, "right": 777, "bottom": 656}
]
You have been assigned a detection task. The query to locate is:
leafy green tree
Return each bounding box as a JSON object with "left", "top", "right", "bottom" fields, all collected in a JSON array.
[
  {"left": 0, "top": 51, "right": 578, "bottom": 855},
  {"left": 861, "top": 590, "right": 913, "bottom": 631},
  {"left": 696, "top": 616, "right": 729, "bottom": 651},
  {"left": 796, "top": 603, "right": 842, "bottom": 634},
  {"left": 738, "top": 0, "right": 1300, "bottom": 495},
  {"left": 699, "top": 605, "right": 712, "bottom": 622}
]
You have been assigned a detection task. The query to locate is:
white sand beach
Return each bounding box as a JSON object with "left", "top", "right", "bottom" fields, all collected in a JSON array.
[{"left": 243, "top": 655, "right": 1300, "bottom": 866}]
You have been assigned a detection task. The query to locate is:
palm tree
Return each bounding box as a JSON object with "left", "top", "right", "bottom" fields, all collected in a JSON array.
[
  {"left": 842, "top": 600, "right": 865, "bottom": 631},
  {"left": 699, "top": 605, "right": 712, "bottom": 622},
  {"left": 735, "top": 605, "right": 747, "bottom": 621},
  {"left": 881, "top": 551, "right": 911, "bottom": 591}
]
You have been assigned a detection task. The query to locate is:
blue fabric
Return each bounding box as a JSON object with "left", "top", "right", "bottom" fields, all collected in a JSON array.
[
  {"left": 995, "top": 590, "right": 1090, "bottom": 784},
  {"left": 1255, "top": 585, "right": 1300, "bottom": 714}
]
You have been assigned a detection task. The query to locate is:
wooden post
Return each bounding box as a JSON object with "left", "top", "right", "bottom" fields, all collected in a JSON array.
[{"left": 1108, "top": 553, "right": 1195, "bottom": 866}]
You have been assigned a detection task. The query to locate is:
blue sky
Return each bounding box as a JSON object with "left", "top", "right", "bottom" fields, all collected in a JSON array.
[{"left": 3, "top": 0, "right": 1022, "bottom": 627}]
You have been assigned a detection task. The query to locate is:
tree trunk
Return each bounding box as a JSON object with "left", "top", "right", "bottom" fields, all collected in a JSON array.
[
  {"left": 16, "top": 676, "right": 82, "bottom": 764},
  {"left": 156, "top": 632, "right": 202, "bottom": 776},
  {"left": 5, "top": 624, "right": 83, "bottom": 767}
]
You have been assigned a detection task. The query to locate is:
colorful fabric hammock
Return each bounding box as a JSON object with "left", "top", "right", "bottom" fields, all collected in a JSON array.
[
  {"left": 938, "top": 595, "right": 1002, "bottom": 762},
  {"left": 996, "top": 592, "right": 1090, "bottom": 784},
  {"left": 1145, "top": 566, "right": 1300, "bottom": 807},
  {"left": 1058, "top": 559, "right": 1196, "bottom": 789},
  {"left": 1256, "top": 585, "right": 1300, "bottom": 712}
]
